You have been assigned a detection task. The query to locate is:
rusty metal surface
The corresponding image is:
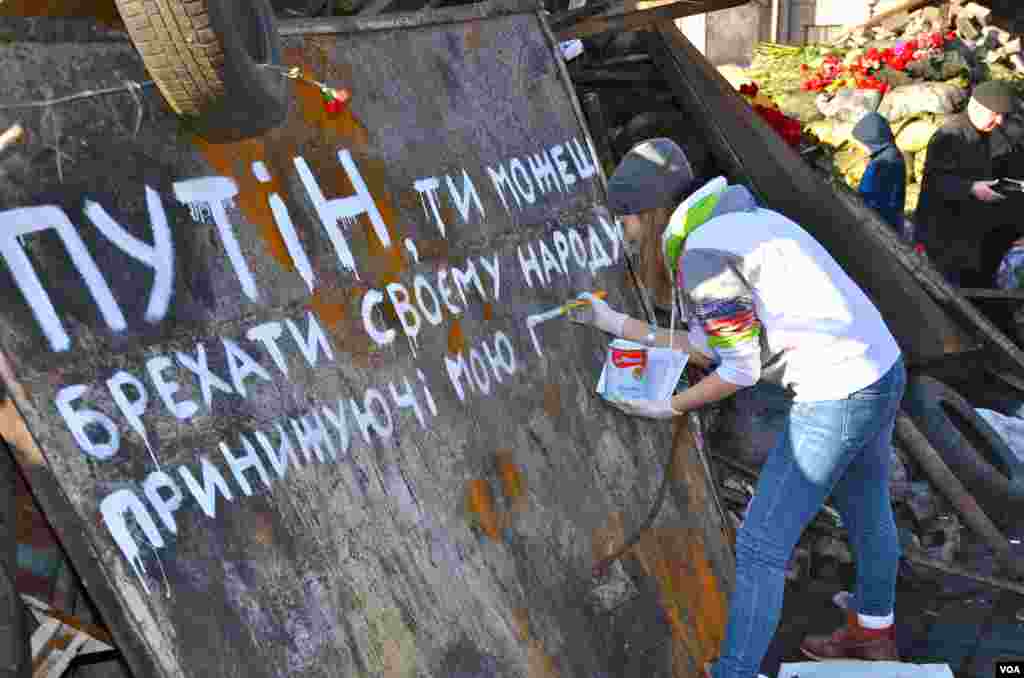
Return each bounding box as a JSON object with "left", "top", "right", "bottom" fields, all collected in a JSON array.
[{"left": 0, "top": 7, "right": 732, "bottom": 678}]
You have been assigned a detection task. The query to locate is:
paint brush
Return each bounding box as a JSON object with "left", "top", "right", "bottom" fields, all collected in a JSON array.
[
  {"left": 559, "top": 289, "right": 607, "bottom": 313},
  {"left": 525, "top": 290, "right": 609, "bottom": 357},
  {"left": 528, "top": 290, "right": 608, "bottom": 328}
]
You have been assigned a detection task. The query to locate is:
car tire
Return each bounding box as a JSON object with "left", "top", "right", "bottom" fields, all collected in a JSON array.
[
  {"left": 902, "top": 375, "right": 1024, "bottom": 527},
  {"left": 115, "top": 0, "right": 289, "bottom": 142}
]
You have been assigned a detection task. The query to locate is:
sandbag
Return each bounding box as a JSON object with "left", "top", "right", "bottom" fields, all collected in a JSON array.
[
  {"left": 896, "top": 118, "right": 941, "bottom": 153},
  {"left": 878, "top": 82, "right": 968, "bottom": 120}
]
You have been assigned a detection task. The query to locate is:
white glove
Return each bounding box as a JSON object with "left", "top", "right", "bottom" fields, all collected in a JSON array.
[
  {"left": 604, "top": 396, "right": 681, "bottom": 420},
  {"left": 568, "top": 293, "right": 628, "bottom": 336}
]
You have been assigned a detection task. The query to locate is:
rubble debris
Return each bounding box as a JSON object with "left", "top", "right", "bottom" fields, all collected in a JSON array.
[
  {"left": 587, "top": 559, "right": 640, "bottom": 614},
  {"left": 733, "top": 1, "right": 1024, "bottom": 218},
  {"left": 906, "top": 481, "right": 939, "bottom": 523}
]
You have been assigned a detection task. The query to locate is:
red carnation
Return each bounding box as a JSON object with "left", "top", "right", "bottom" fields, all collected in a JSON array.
[{"left": 739, "top": 83, "right": 759, "bottom": 97}]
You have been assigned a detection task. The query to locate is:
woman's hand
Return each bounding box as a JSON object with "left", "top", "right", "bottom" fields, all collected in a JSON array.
[
  {"left": 972, "top": 180, "right": 1006, "bottom": 203},
  {"left": 568, "top": 293, "right": 628, "bottom": 336}
]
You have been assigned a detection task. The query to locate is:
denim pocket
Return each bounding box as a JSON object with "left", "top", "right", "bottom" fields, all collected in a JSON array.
[{"left": 849, "top": 358, "right": 906, "bottom": 402}]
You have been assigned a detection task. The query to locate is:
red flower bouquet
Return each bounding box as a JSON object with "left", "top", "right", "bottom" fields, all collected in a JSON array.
[
  {"left": 737, "top": 81, "right": 803, "bottom": 148},
  {"left": 799, "top": 31, "right": 957, "bottom": 93}
]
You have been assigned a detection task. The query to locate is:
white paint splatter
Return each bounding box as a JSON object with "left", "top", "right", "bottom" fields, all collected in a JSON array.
[{"left": 150, "top": 542, "right": 172, "bottom": 599}]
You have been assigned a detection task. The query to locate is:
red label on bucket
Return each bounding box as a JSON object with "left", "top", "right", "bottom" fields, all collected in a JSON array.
[{"left": 611, "top": 348, "right": 647, "bottom": 369}]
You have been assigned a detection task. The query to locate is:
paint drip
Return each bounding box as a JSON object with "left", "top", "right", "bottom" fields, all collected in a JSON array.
[
  {"left": 416, "top": 369, "right": 438, "bottom": 417},
  {"left": 150, "top": 542, "right": 172, "bottom": 599},
  {"left": 404, "top": 238, "right": 419, "bottom": 264},
  {"left": 418, "top": 191, "right": 432, "bottom": 226},
  {"left": 187, "top": 201, "right": 214, "bottom": 224},
  {"left": 143, "top": 437, "right": 161, "bottom": 471},
  {"left": 129, "top": 554, "right": 151, "bottom": 595}
]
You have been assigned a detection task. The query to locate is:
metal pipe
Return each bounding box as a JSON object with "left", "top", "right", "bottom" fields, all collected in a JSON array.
[
  {"left": 580, "top": 92, "right": 615, "bottom": 177},
  {"left": 719, "top": 485, "right": 1024, "bottom": 597},
  {"left": 894, "top": 413, "right": 1024, "bottom": 581},
  {"left": 902, "top": 547, "right": 1024, "bottom": 597}
]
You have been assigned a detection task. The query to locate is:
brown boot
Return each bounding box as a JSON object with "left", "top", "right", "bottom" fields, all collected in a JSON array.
[{"left": 800, "top": 610, "right": 900, "bottom": 661}]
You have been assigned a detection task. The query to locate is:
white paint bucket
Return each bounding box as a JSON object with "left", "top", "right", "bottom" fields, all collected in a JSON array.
[{"left": 603, "top": 339, "right": 649, "bottom": 400}]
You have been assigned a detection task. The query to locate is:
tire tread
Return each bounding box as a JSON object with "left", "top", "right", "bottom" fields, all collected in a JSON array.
[{"left": 114, "top": 0, "right": 226, "bottom": 115}]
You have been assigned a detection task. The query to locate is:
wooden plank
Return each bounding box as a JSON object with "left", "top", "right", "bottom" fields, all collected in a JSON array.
[
  {"left": 646, "top": 21, "right": 977, "bottom": 367},
  {"left": 359, "top": 0, "right": 400, "bottom": 15},
  {"left": 571, "top": 67, "right": 667, "bottom": 83},
  {"left": 580, "top": 91, "right": 616, "bottom": 177},
  {"left": 21, "top": 595, "right": 114, "bottom": 647},
  {"left": 38, "top": 631, "right": 89, "bottom": 678},
  {"left": 278, "top": 0, "right": 538, "bottom": 34},
  {"left": 895, "top": 414, "right": 1024, "bottom": 580},
  {"left": 30, "top": 620, "right": 61, "bottom": 661},
  {"left": 555, "top": 0, "right": 750, "bottom": 40}
]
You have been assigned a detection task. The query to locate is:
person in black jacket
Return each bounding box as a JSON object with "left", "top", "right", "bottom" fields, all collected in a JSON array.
[{"left": 916, "top": 80, "right": 1018, "bottom": 287}]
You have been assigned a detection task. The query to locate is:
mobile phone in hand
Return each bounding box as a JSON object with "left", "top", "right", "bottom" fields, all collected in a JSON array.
[{"left": 993, "top": 178, "right": 1024, "bottom": 194}]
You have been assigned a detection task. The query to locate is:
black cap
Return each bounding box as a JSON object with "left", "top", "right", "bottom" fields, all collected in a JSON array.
[
  {"left": 607, "top": 138, "right": 695, "bottom": 215},
  {"left": 972, "top": 80, "right": 1018, "bottom": 114}
]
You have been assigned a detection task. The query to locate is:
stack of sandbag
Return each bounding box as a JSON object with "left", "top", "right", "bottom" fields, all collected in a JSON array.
[{"left": 723, "top": 1, "right": 1024, "bottom": 217}]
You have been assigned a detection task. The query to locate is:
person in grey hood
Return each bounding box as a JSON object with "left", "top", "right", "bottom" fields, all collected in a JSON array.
[{"left": 852, "top": 112, "right": 906, "bottom": 234}]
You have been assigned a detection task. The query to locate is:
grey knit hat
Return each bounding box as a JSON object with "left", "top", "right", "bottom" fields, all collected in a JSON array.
[
  {"left": 607, "top": 138, "right": 695, "bottom": 216},
  {"left": 972, "top": 80, "right": 1017, "bottom": 114}
]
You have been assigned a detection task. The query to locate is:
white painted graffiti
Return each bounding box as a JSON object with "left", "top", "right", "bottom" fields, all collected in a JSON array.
[
  {"left": 486, "top": 136, "right": 597, "bottom": 214},
  {"left": 0, "top": 136, "right": 603, "bottom": 354},
  {"left": 0, "top": 150, "right": 389, "bottom": 352},
  {"left": 0, "top": 130, "right": 622, "bottom": 595},
  {"left": 99, "top": 370, "right": 437, "bottom": 593},
  {"left": 57, "top": 312, "right": 334, "bottom": 461}
]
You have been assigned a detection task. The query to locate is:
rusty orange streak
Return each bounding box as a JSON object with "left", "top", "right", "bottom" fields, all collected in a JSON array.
[
  {"left": 497, "top": 454, "right": 524, "bottom": 501},
  {"left": 466, "top": 479, "right": 499, "bottom": 539},
  {"left": 191, "top": 136, "right": 295, "bottom": 271},
  {"left": 309, "top": 287, "right": 348, "bottom": 328},
  {"left": 293, "top": 66, "right": 370, "bottom": 151},
  {"left": 447, "top": 318, "right": 466, "bottom": 356}
]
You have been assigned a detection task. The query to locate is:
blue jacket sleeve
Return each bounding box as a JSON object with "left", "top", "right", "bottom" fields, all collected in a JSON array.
[
  {"left": 860, "top": 158, "right": 905, "bottom": 229},
  {"left": 859, "top": 161, "right": 885, "bottom": 213}
]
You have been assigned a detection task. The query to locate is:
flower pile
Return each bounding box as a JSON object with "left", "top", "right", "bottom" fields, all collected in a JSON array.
[
  {"left": 738, "top": 83, "right": 803, "bottom": 148},
  {"left": 800, "top": 30, "right": 959, "bottom": 93}
]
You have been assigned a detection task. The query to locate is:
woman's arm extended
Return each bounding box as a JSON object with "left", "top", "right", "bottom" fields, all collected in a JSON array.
[{"left": 619, "top": 316, "right": 716, "bottom": 369}]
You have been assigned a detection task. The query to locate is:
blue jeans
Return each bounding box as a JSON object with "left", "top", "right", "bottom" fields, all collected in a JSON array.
[{"left": 713, "top": 357, "right": 907, "bottom": 678}]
